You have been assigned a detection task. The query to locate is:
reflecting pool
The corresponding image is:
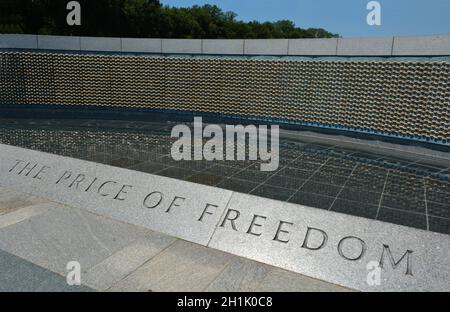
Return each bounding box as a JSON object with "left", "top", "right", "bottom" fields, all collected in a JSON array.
[{"left": 0, "top": 118, "right": 449, "bottom": 235}]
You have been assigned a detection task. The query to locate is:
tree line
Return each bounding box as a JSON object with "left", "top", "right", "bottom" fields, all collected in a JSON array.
[{"left": 0, "top": 0, "right": 338, "bottom": 39}]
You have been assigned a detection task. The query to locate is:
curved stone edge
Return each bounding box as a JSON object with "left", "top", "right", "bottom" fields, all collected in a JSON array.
[
  {"left": 279, "top": 129, "right": 450, "bottom": 165},
  {"left": 1, "top": 34, "right": 449, "bottom": 56},
  {"left": 0, "top": 143, "right": 448, "bottom": 292}
]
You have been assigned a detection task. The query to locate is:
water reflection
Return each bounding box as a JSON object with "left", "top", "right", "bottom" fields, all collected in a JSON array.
[{"left": 0, "top": 118, "right": 448, "bottom": 235}]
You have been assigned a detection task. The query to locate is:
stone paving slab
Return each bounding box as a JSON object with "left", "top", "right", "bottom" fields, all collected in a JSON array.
[
  {"left": 83, "top": 234, "right": 177, "bottom": 291},
  {"left": 109, "top": 240, "right": 235, "bottom": 292},
  {"left": 0, "top": 187, "right": 49, "bottom": 216},
  {"left": 0, "top": 249, "right": 92, "bottom": 292},
  {"left": 253, "top": 267, "right": 352, "bottom": 292},
  {"left": 110, "top": 240, "right": 350, "bottom": 292},
  {"left": 0, "top": 205, "right": 149, "bottom": 276},
  {"left": 204, "top": 258, "right": 271, "bottom": 292},
  {"left": 0, "top": 202, "right": 58, "bottom": 229},
  {"left": 0, "top": 186, "right": 349, "bottom": 292}
]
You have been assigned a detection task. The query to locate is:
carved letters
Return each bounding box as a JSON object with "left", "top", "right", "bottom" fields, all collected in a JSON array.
[
  {"left": 7, "top": 158, "right": 414, "bottom": 277},
  {"left": 219, "top": 207, "right": 414, "bottom": 275}
]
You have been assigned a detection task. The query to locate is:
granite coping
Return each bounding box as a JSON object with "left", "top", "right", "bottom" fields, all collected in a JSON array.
[
  {"left": 208, "top": 193, "right": 450, "bottom": 292},
  {"left": 2, "top": 34, "right": 449, "bottom": 56},
  {"left": 0, "top": 143, "right": 448, "bottom": 292},
  {"left": 0, "top": 143, "right": 232, "bottom": 245}
]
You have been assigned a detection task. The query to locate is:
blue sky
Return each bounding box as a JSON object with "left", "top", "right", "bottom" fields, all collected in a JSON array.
[{"left": 160, "top": 0, "right": 450, "bottom": 37}]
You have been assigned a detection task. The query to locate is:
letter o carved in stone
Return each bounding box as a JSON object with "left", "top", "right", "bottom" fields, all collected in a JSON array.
[
  {"left": 143, "top": 191, "right": 163, "bottom": 209},
  {"left": 338, "top": 236, "right": 367, "bottom": 261}
]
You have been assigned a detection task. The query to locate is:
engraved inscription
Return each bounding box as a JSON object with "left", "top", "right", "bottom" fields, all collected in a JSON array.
[
  {"left": 9, "top": 159, "right": 51, "bottom": 180},
  {"left": 218, "top": 208, "right": 414, "bottom": 275},
  {"left": 6, "top": 156, "right": 417, "bottom": 280}
]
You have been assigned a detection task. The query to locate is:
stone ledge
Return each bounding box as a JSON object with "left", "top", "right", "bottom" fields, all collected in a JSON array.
[
  {"left": 393, "top": 35, "right": 450, "bottom": 56},
  {"left": 0, "top": 34, "right": 38, "bottom": 49},
  {"left": 121, "top": 38, "right": 162, "bottom": 53},
  {"left": 202, "top": 39, "right": 244, "bottom": 55},
  {"left": 244, "top": 39, "right": 289, "bottom": 55},
  {"left": 337, "top": 37, "right": 393, "bottom": 56},
  {"left": 288, "top": 38, "right": 337, "bottom": 56},
  {"left": 2, "top": 34, "right": 449, "bottom": 56},
  {"left": 37, "top": 35, "right": 80, "bottom": 51},
  {"left": 162, "top": 39, "right": 202, "bottom": 54},
  {"left": 80, "top": 36, "right": 121, "bottom": 52},
  {"left": 0, "top": 143, "right": 448, "bottom": 291}
]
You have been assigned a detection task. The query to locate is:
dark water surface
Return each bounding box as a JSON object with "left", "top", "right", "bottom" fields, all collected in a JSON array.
[{"left": 0, "top": 118, "right": 449, "bottom": 235}]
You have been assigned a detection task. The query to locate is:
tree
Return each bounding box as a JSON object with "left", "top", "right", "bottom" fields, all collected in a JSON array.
[{"left": 0, "top": 1, "right": 338, "bottom": 39}]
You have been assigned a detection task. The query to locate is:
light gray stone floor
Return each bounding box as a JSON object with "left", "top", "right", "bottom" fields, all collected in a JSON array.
[
  {"left": 0, "top": 187, "right": 49, "bottom": 216},
  {"left": 0, "top": 186, "right": 352, "bottom": 292},
  {"left": 0, "top": 249, "right": 92, "bottom": 292}
]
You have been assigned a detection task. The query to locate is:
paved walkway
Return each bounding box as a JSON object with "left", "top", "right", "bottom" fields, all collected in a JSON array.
[{"left": 0, "top": 186, "right": 351, "bottom": 292}]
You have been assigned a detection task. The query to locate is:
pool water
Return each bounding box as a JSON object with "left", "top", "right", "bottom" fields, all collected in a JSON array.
[{"left": 0, "top": 118, "right": 449, "bottom": 235}]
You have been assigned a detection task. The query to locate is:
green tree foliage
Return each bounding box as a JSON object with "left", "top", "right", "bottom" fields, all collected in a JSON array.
[
  {"left": 0, "top": 0, "right": 338, "bottom": 38},
  {"left": 0, "top": 0, "right": 24, "bottom": 33}
]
